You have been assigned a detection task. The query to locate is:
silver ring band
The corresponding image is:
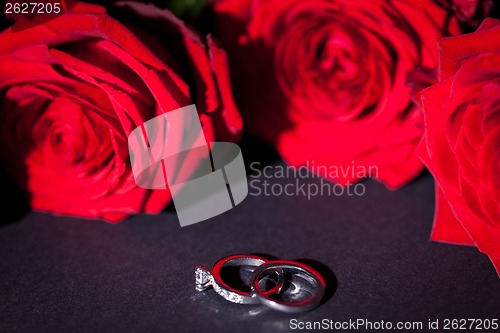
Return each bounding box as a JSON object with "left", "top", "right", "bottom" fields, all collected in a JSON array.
[
  {"left": 195, "top": 254, "right": 283, "bottom": 304},
  {"left": 250, "top": 260, "right": 326, "bottom": 313}
]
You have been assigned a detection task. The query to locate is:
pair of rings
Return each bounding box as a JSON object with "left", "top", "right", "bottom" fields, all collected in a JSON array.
[{"left": 195, "top": 254, "right": 326, "bottom": 313}]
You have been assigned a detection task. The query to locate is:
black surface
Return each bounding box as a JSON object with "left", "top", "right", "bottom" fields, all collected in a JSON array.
[{"left": 1, "top": 159, "right": 500, "bottom": 333}]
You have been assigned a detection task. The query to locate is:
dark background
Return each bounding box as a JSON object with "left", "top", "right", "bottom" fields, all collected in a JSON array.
[{"left": 1, "top": 138, "right": 500, "bottom": 333}]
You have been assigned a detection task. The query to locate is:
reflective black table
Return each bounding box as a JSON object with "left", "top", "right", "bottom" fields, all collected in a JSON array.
[{"left": 1, "top": 139, "right": 499, "bottom": 333}]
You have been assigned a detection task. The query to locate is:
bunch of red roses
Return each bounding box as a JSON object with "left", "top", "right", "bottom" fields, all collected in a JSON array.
[{"left": 0, "top": 0, "right": 498, "bottom": 274}]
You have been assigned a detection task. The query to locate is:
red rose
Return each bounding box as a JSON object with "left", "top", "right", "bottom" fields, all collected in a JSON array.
[
  {"left": 417, "top": 18, "right": 500, "bottom": 275},
  {"left": 435, "top": 0, "right": 493, "bottom": 28},
  {"left": 0, "top": 2, "right": 242, "bottom": 222},
  {"left": 214, "top": 0, "right": 460, "bottom": 188}
]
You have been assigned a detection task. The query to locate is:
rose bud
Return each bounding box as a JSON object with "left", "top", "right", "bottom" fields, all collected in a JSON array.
[
  {"left": 213, "top": 0, "right": 460, "bottom": 188},
  {"left": 418, "top": 18, "right": 500, "bottom": 275},
  {"left": 0, "top": 2, "right": 242, "bottom": 222}
]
